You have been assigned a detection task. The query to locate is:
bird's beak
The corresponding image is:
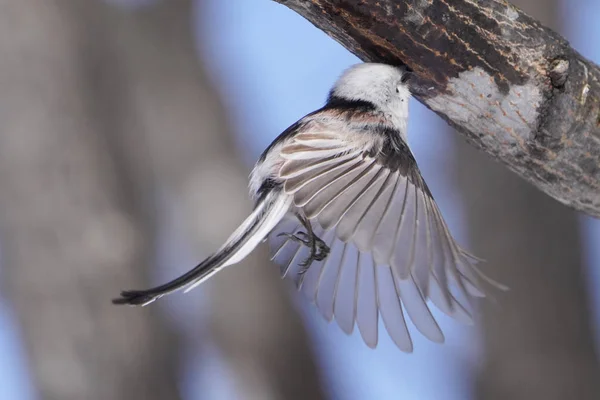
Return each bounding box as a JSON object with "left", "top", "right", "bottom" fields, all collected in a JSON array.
[
  {"left": 397, "top": 66, "right": 418, "bottom": 95},
  {"left": 405, "top": 73, "right": 428, "bottom": 97}
]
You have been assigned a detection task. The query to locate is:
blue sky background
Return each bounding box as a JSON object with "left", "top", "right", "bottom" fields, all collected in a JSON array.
[
  {"left": 560, "top": 0, "right": 600, "bottom": 340},
  {"left": 0, "top": 0, "right": 599, "bottom": 399}
]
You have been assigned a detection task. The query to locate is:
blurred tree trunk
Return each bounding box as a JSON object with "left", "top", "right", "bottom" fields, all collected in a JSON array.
[
  {"left": 455, "top": 1, "right": 600, "bottom": 399},
  {"left": 101, "top": 1, "right": 326, "bottom": 399},
  {"left": 0, "top": 1, "right": 180, "bottom": 400}
]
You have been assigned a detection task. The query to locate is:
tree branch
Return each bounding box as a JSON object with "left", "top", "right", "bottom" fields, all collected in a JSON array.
[{"left": 274, "top": 0, "right": 600, "bottom": 217}]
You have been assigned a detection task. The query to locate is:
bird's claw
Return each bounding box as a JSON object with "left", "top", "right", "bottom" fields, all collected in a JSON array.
[
  {"left": 277, "top": 231, "right": 310, "bottom": 246},
  {"left": 298, "top": 235, "right": 330, "bottom": 276},
  {"left": 313, "top": 236, "right": 330, "bottom": 261},
  {"left": 278, "top": 221, "right": 330, "bottom": 279}
]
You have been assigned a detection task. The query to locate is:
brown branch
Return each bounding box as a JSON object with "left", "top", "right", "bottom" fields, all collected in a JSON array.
[{"left": 274, "top": 0, "right": 600, "bottom": 217}]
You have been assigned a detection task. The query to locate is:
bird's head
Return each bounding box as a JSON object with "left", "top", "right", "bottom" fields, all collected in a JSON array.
[{"left": 328, "top": 63, "right": 412, "bottom": 116}]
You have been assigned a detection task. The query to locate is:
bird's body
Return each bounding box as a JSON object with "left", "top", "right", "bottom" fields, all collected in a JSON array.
[{"left": 114, "top": 63, "right": 505, "bottom": 352}]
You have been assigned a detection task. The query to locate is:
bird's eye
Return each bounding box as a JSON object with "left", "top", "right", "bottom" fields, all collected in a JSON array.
[{"left": 395, "top": 87, "right": 400, "bottom": 94}]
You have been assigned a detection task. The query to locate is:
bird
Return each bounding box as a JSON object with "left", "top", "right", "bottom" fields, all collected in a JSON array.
[{"left": 113, "top": 63, "right": 506, "bottom": 352}]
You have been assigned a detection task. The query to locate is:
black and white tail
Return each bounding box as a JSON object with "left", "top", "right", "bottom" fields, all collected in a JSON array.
[{"left": 113, "top": 190, "right": 291, "bottom": 306}]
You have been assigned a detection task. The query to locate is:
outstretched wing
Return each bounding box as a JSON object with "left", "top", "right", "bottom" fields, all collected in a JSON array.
[{"left": 268, "top": 121, "right": 506, "bottom": 352}]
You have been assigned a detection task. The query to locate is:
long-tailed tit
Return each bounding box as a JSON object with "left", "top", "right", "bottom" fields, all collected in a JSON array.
[{"left": 114, "top": 63, "right": 506, "bottom": 352}]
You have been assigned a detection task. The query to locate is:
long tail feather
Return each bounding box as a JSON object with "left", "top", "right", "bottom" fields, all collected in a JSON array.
[{"left": 113, "top": 190, "right": 291, "bottom": 306}]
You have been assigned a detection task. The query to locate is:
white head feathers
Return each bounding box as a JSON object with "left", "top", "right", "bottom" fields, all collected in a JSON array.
[{"left": 329, "top": 63, "right": 411, "bottom": 132}]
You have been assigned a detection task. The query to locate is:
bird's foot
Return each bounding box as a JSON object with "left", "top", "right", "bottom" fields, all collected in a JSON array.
[
  {"left": 311, "top": 235, "right": 330, "bottom": 262},
  {"left": 279, "top": 230, "right": 330, "bottom": 276},
  {"left": 278, "top": 231, "right": 311, "bottom": 246}
]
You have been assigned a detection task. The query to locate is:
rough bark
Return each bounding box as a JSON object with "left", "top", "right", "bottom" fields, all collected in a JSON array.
[
  {"left": 274, "top": 0, "right": 600, "bottom": 218},
  {"left": 100, "top": 1, "right": 326, "bottom": 399},
  {"left": 0, "top": 1, "right": 180, "bottom": 399},
  {"left": 454, "top": 1, "right": 600, "bottom": 399}
]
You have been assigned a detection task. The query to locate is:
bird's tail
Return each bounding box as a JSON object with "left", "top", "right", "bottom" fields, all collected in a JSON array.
[{"left": 113, "top": 190, "right": 291, "bottom": 306}]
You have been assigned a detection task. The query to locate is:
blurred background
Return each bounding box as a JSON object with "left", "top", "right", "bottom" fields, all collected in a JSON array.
[{"left": 0, "top": 0, "right": 599, "bottom": 399}]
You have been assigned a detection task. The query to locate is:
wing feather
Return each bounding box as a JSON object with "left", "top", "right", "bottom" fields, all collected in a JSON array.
[
  {"left": 396, "top": 275, "right": 444, "bottom": 343},
  {"left": 376, "top": 264, "right": 413, "bottom": 352},
  {"left": 281, "top": 151, "right": 360, "bottom": 180},
  {"left": 425, "top": 196, "right": 452, "bottom": 310},
  {"left": 284, "top": 155, "right": 361, "bottom": 194},
  {"left": 356, "top": 252, "right": 378, "bottom": 348},
  {"left": 280, "top": 143, "right": 345, "bottom": 160},
  {"left": 292, "top": 133, "right": 345, "bottom": 147},
  {"left": 333, "top": 244, "right": 359, "bottom": 334},
  {"left": 351, "top": 171, "right": 398, "bottom": 252},
  {"left": 317, "top": 164, "right": 384, "bottom": 231},
  {"left": 411, "top": 190, "right": 432, "bottom": 296},
  {"left": 336, "top": 168, "right": 390, "bottom": 242},
  {"left": 304, "top": 159, "right": 376, "bottom": 219},
  {"left": 293, "top": 159, "right": 364, "bottom": 207},
  {"left": 268, "top": 123, "right": 504, "bottom": 351},
  {"left": 430, "top": 205, "right": 487, "bottom": 298},
  {"left": 428, "top": 274, "right": 473, "bottom": 325},
  {"left": 284, "top": 243, "right": 311, "bottom": 284},
  {"left": 371, "top": 175, "right": 409, "bottom": 266},
  {"left": 389, "top": 181, "right": 416, "bottom": 279},
  {"left": 316, "top": 240, "right": 346, "bottom": 321}
]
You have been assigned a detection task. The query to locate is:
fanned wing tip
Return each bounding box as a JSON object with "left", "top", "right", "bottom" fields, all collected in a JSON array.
[
  {"left": 420, "top": 195, "right": 508, "bottom": 326},
  {"left": 376, "top": 265, "right": 414, "bottom": 353},
  {"left": 456, "top": 243, "right": 508, "bottom": 292},
  {"left": 430, "top": 283, "right": 474, "bottom": 326},
  {"left": 364, "top": 336, "right": 378, "bottom": 349},
  {"left": 397, "top": 276, "right": 444, "bottom": 344},
  {"left": 356, "top": 251, "right": 379, "bottom": 349},
  {"left": 458, "top": 246, "right": 487, "bottom": 264},
  {"left": 458, "top": 249, "right": 510, "bottom": 292}
]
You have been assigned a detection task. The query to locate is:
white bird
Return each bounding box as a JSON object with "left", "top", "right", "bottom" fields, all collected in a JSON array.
[{"left": 114, "top": 63, "right": 506, "bottom": 352}]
